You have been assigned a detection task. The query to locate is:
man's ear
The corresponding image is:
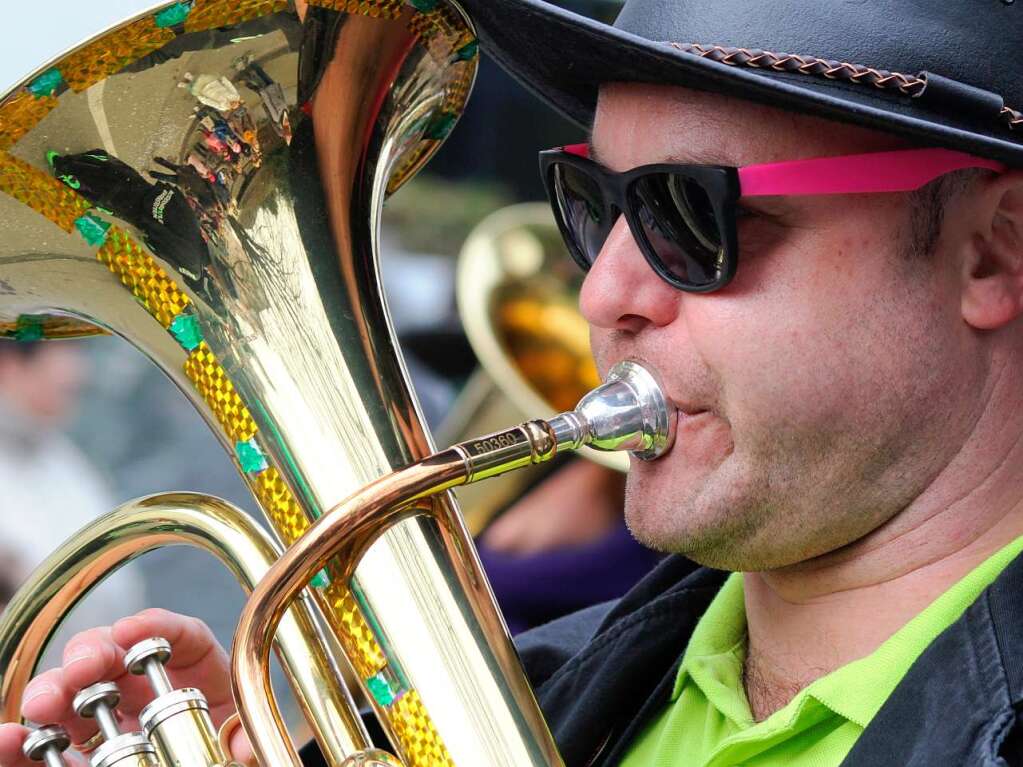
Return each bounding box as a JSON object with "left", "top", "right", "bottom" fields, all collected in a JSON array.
[{"left": 961, "top": 171, "right": 1023, "bottom": 330}]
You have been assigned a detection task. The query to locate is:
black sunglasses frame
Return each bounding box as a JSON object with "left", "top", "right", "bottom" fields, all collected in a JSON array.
[{"left": 539, "top": 149, "right": 743, "bottom": 293}]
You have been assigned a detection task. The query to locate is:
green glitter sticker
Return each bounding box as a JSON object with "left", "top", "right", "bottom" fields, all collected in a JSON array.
[
  {"left": 455, "top": 39, "right": 479, "bottom": 61},
  {"left": 366, "top": 673, "right": 398, "bottom": 707},
  {"left": 169, "top": 313, "right": 203, "bottom": 351},
  {"left": 14, "top": 316, "right": 43, "bottom": 342},
  {"left": 155, "top": 1, "right": 193, "bottom": 27},
  {"left": 310, "top": 569, "right": 330, "bottom": 589},
  {"left": 425, "top": 112, "right": 457, "bottom": 140},
  {"left": 28, "top": 69, "right": 63, "bottom": 98},
  {"left": 74, "top": 213, "right": 111, "bottom": 246},
  {"left": 235, "top": 438, "right": 269, "bottom": 473},
  {"left": 409, "top": 0, "right": 439, "bottom": 9}
]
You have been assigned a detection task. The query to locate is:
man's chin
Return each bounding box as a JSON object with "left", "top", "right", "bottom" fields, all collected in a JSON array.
[{"left": 622, "top": 471, "right": 774, "bottom": 569}]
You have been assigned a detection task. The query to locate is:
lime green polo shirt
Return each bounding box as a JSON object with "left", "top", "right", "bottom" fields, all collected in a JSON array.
[{"left": 619, "top": 535, "right": 1023, "bottom": 767}]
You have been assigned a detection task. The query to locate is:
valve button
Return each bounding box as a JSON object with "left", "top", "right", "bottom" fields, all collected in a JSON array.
[
  {"left": 124, "top": 637, "right": 172, "bottom": 676},
  {"left": 73, "top": 682, "right": 121, "bottom": 718},
  {"left": 22, "top": 725, "right": 71, "bottom": 760}
]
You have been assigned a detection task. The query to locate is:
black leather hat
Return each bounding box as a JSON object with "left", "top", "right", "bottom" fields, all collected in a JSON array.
[{"left": 457, "top": 0, "right": 1023, "bottom": 165}]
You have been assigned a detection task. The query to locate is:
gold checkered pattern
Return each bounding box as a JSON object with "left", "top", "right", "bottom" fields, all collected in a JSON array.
[
  {"left": 60, "top": 17, "right": 175, "bottom": 92},
  {"left": 391, "top": 690, "right": 455, "bottom": 766},
  {"left": 387, "top": 143, "right": 435, "bottom": 196},
  {"left": 443, "top": 61, "right": 473, "bottom": 115},
  {"left": 0, "top": 152, "right": 93, "bottom": 233},
  {"left": 97, "top": 227, "right": 192, "bottom": 328},
  {"left": 307, "top": 0, "right": 405, "bottom": 19},
  {"left": 408, "top": 4, "right": 471, "bottom": 49},
  {"left": 322, "top": 570, "right": 388, "bottom": 677},
  {"left": 0, "top": 317, "right": 105, "bottom": 339},
  {"left": 184, "top": 0, "right": 289, "bottom": 32},
  {"left": 0, "top": 92, "right": 59, "bottom": 151},
  {"left": 184, "top": 342, "right": 259, "bottom": 443},
  {"left": 253, "top": 466, "right": 312, "bottom": 542},
  {"left": 251, "top": 468, "right": 389, "bottom": 677}
]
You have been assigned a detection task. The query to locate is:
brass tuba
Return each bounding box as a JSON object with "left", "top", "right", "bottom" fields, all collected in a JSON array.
[{"left": 0, "top": 4, "right": 674, "bottom": 766}]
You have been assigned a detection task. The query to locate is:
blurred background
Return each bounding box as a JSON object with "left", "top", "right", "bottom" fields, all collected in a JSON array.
[{"left": 0, "top": 0, "right": 659, "bottom": 714}]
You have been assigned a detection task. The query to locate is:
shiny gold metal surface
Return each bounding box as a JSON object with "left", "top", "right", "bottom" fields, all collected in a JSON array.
[
  {"left": 143, "top": 692, "right": 229, "bottom": 767},
  {"left": 0, "top": 2, "right": 567, "bottom": 766},
  {"left": 104, "top": 753, "right": 160, "bottom": 767},
  {"left": 456, "top": 204, "right": 629, "bottom": 473},
  {"left": 0, "top": 494, "right": 371, "bottom": 760},
  {"left": 233, "top": 363, "right": 675, "bottom": 767},
  {"left": 235, "top": 427, "right": 548, "bottom": 767}
]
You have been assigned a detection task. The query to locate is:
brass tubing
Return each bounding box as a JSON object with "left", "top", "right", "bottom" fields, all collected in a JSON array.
[
  {"left": 234, "top": 455, "right": 470, "bottom": 767},
  {"left": 0, "top": 493, "right": 371, "bottom": 763}
]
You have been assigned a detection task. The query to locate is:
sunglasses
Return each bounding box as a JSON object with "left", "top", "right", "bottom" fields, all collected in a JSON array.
[{"left": 539, "top": 145, "right": 1006, "bottom": 293}]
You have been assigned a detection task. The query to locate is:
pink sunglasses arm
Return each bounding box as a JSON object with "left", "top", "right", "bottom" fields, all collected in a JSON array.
[
  {"left": 562, "top": 144, "right": 1005, "bottom": 197},
  {"left": 738, "top": 148, "right": 1005, "bottom": 197}
]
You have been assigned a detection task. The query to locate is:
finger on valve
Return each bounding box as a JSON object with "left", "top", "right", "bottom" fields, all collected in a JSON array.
[
  {"left": 111, "top": 612, "right": 234, "bottom": 715},
  {"left": 0, "top": 723, "right": 86, "bottom": 767},
  {"left": 19, "top": 670, "right": 101, "bottom": 750}
]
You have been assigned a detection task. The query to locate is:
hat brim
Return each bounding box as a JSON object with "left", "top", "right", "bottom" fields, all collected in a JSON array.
[{"left": 459, "top": 0, "right": 1023, "bottom": 166}]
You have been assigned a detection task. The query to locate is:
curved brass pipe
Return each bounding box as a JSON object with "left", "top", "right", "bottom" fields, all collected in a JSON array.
[
  {"left": 0, "top": 493, "right": 371, "bottom": 764},
  {"left": 235, "top": 456, "right": 468, "bottom": 767},
  {"left": 233, "top": 360, "right": 676, "bottom": 766}
]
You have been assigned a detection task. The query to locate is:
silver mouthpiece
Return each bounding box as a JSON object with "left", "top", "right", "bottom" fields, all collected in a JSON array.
[{"left": 549, "top": 360, "right": 677, "bottom": 461}]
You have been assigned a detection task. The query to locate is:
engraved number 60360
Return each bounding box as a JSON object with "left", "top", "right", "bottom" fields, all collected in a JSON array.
[{"left": 473, "top": 432, "right": 519, "bottom": 453}]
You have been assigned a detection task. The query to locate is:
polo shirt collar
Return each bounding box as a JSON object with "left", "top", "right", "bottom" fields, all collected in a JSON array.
[{"left": 675, "top": 534, "right": 1023, "bottom": 734}]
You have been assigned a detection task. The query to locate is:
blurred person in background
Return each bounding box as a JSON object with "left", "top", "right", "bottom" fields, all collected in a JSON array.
[
  {"left": 0, "top": 341, "right": 148, "bottom": 663},
  {"left": 478, "top": 457, "right": 661, "bottom": 634}
]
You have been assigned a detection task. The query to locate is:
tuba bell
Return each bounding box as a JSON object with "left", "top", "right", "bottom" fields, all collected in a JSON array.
[{"left": 0, "top": 3, "right": 675, "bottom": 766}]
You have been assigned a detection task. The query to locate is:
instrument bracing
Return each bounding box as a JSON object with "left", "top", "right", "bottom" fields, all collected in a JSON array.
[{"left": 0, "top": 3, "right": 676, "bottom": 765}]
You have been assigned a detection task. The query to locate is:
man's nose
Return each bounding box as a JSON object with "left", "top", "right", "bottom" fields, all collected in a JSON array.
[{"left": 579, "top": 214, "right": 682, "bottom": 332}]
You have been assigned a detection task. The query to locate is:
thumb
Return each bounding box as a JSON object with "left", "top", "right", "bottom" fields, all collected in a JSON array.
[{"left": 227, "top": 718, "right": 256, "bottom": 767}]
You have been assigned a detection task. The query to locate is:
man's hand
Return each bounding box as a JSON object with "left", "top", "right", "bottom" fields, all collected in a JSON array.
[{"left": 0, "top": 609, "right": 249, "bottom": 766}]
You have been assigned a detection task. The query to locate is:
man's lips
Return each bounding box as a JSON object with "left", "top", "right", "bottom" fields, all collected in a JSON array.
[
  {"left": 678, "top": 408, "right": 708, "bottom": 419},
  {"left": 670, "top": 397, "right": 709, "bottom": 421}
]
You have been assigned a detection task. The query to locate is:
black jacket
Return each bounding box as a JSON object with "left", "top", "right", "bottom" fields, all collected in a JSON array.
[
  {"left": 516, "top": 554, "right": 1023, "bottom": 766},
  {"left": 301, "top": 553, "right": 1023, "bottom": 765}
]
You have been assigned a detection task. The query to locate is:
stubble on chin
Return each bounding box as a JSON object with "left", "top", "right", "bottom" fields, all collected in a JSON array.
[
  {"left": 621, "top": 416, "right": 926, "bottom": 572},
  {"left": 621, "top": 454, "right": 771, "bottom": 569}
]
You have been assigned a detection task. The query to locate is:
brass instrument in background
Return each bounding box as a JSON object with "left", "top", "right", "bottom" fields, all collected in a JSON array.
[
  {"left": 444, "top": 203, "right": 628, "bottom": 533},
  {"left": 0, "top": 3, "right": 675, "bottom": 767}
]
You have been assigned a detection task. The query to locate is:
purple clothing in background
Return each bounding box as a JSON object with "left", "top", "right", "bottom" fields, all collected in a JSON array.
[{"left": 477, "top": 520, "right": 661, "bottom": 635}]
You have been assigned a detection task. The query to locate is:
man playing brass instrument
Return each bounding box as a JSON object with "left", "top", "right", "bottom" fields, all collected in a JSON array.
[{"left": 4, "top": 0, "right": 1023, "bottom": 765}]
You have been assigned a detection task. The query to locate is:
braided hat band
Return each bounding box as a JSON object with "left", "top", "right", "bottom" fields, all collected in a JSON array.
[{"left": 672, "top": 43, "right": 1023, "bottom": 135}]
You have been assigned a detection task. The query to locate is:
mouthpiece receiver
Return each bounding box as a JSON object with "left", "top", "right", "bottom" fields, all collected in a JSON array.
[
  {"left": 551, "top": 360, "right": 677, "bottom": 461},
  {"left": 450, "top": 359, "right": 677, "bottom": 484}
]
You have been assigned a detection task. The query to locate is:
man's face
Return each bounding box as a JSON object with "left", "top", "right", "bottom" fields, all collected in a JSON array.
[{"left": 584, "top": 84, "right": 987, "bottom": 570}]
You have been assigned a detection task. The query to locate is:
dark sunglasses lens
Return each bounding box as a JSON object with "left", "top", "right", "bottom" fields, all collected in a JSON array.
[
  {"left": 629, "top": 173, "right": 725, "bottom": 288},
  {"left": 552, "top": 163, "right": 615, "bottom": 268}
]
